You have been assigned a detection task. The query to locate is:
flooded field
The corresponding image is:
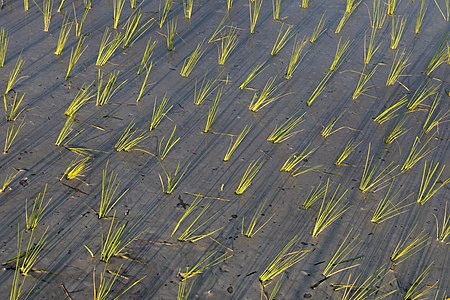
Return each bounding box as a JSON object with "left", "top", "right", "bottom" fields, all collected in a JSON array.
[{"left": 0, "top": 0, "right": 449, "bottom": 298}]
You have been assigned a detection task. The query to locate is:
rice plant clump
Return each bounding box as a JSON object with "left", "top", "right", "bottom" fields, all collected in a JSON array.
[
  {"left": 1, "top": 27, "right": 9, "bottom": 67},
  {"left": 259, "top": 235, "right": 310, "bottom": 285},
  {"left": 5, "top": 55, "right": 25, "bottom": 95}
]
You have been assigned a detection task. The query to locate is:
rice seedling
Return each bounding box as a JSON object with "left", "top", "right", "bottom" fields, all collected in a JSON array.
[
  {"left": 223, "top": 125, "right": 251, "bottom": 162},
  {"left": 159, "top": 161, "right": 190, "bottom": 194},
  {"left": 259, "top": 235, "right": 309, "bottom": 285},
  {"left": 208, "top": 13, "right": 228, "bottom": 43},
  {"left": 177, "top": 280, "right": 194, "bottom": 300},
  {"left": 171, "top": 196, "right": 199, "bottom": 237},
  {"left": 64, "top": 146, "right": 96, "bottom": 156},
  {"left": 96, "top": 70, "right": 127, "bottom": 106},
  {"left": 122, "top": 10, "right": 154, "bottom": 48},
  {"left": 422, "top": 95, "right": 450, "bottom": 134},
  {"left": 390, "top": 226, "right": 428, "bottom": 266},
  {"left": 5, "top": 54, "right": 25, "bottom": 95},
  {"left": 84, "top": 0, "right": 91, "bottom": 9},
  {"left": 114, "top": 120, "right": 151, "bottom": 153},
  {"left": 434, "top": 290, "right": 449, "bottom": 300},
  {"left": 3, "top": 93, "right": 25, "bottom": 122},
  {"left": 267, "top": 112, "right": 305, "bottom": 144},
  {"left": 239, "top": 62, "right": 267, "bottom": 89},
  {"left": 112, "top": 0, "right": 125, "bottom": 29},
  {"left": 183, "top": 0, "right": 194, "bottom": 19},
  {"left": 407, "top": 81, "right": 440, "bottom": 111},
  {"left": 404, "top": 263, "right": 436, "bottom": 300},
  {"left": 10, "top": 227, "right": 27, "bottom": 300},
  {"left": 4, "top": 118, "right": 25, "bottom": 154},
  {"left": 179, "top": 251, "right": 232, "bottom": 281},
  {"left": 434, "top": 0, "right": 449, "bottom": 21},
  {"left": 19, "top": 226, "right": 48, "bottom": 276},
  {"left": 158, "top": 0, "right": 172, "bottom": 28},
  {"left": 340, "top": 267, "right": 396, "bottom": 300},
  {"left": 150, "top": 94, "right": 172, "bottom": 131},
  {"left": 352, "top": 65, "right": 378, "bottom": 99},
  {"left": 1, "top": 170, "right": 20, "bottom": 193},
  {"left": 0, "top": 27, "right": 9, "bottom": 67},
  {"left": 171, "top": 197, "right": 220, "bottom": 242},
  {"left": 386, "top": 48, "right": 411, "bottom": 86},
  {"left": 363, "top": 29, "right": 382, "bottom": 65},
  {"left": 203, "top": 87, "right": 222, "bottom": 133},
  {"left": 371, "top": 179, "right": 413, "bottom": 224},
  {"left": 242, "top": 199, "right": 273, "bottom": 238},
  {"left": 335, "top": 139, "right": 362, "bottom": 166},
  {"left": 447, "top": 42, "right": 450, "bottom": 65},
  {"left": 217, "top": 26, "right": 238, "bottom": 65},
  {"left": 100, "top": 211, "right": 143, "bottom": 262},
  {"left": 54, "top": 15, "right": 72, "bottom": 55},
  {"left": 280, "top": 144, "right": 318, "bottom": 172},
  {"left": 272, "top": 0, "right": 281, "bottom": 20},
  {"left": 98, "top": 161, "right": 128, "bottom": 219},
  {"left": 415, "top": 0, "right": 427, "bottom": 35},
  {"left": 330, "top": 37, "right": 351, "bottom": 71},
  {"left": 385, "top": 117, "right": 409, "bottom": 144},
  {"left": 369, "top": 0, "right": 387, "bottom": 29},
  {"left": 401, "top": 135, "right": 434, "bottom": 172},
  {"left": 302, "top": 0, "right": 308, "bottom": 8},
  {"left": 434, "top": 202, "right": 450, "bottom": 243},
  {"left": 249, "top": 76, "right": 288, "bottom": 112},
  {"left": 35, "top": 0, "right": 53, "bottom": 32},
  {"left": 136, "top": 62, "right": 153, "bottom": 102},
  {"left": 306, "top": 70, "right": 333, "bottom": 106},
  {"left": 249, "top": 0, "right": 263, "bottom": 34},
  {"left": 346, "top": 0, "right": 359, "bottom": 12},
  {"left": 57, "top": 0, "right": 65, "bottom": 12},
  {"left": 292, "top": 165, "right": 323, "bottom": 177},
  {"left": 270, "top": 23, "right": 293, "bottom": 56},
  {"left": 321, "top": 112, "right": 353, "bottom": 138},
  {"left": 235, "top": 159, "right": 264, "bottom": 195},
  {"left": 158, "top": 125, "right": 180, "bottom": 160},
  {"left": 194, "top": 74, "right": 220, "bottom": 105},
  {"left": 417, "top": 161, "right": 450, "bottom": 205},
  {"left": 390, "top": 16, "right": 407, "bottom": 50},
  {"left": 60, "top": 155, "right": 91, "bottom": 181},
  {"left": 129, "top": 0, "right": 135, "bottom": 8},
  {"left": 266, "top": 275, "right": 283, "bottom": 300},
  {"left": 96, "top": 28, "right": 124, "bottom": 66},
  {"left": 374, "top": 95, "right": 407, "bottom": 124},
  {"left": 176, "top": 204, "right": 223, "bottom": 243},
  {"left": 387, "top": 0, "right": 400, "bottom": 15},
  {"left": 65, "top": 36, "right": 87, "bottom": 80},
  {"left": 285, "top": 36, "right": 308, "bottom": 80},
  {"left": 312, "top": 180, "right": 349, "bottom": 237},
  {"left": 93, "top": 264, "right": 145, "bottom": 299},
  {"left": 335, "top": 1, "right": 361, "bottom": 34},
  {"left": 165, "top": 18, "right": 177, "bottom": 51},
  {"left": 302, "top": 181, "right": 326, "bottom": 209},
  {"left": 227, "top": 0, "right": 233, "bottom": 10},
  {"left": 24, "top": 0, "right": 29, "bottom": 10},
  {"left": 137, "top": 37, "right": 157, "bottom": 75},
  {"left": 180, "top": 40, "right": 206, "bottom": 77},
  {"left": 64, "top": 81, "right": 95, "bottom": 117},
  {"left": 55, "top": 116, "right": 81, "bottom": 146},
  {"left": 322, "top": 228, "right": 361, "bottom": 278},
  {"left": 310, "top": 13, "right": 326, "bottom": 44},
  {"left": 359, "top": 143, "right": 399, "bottom": 193},
  {"left": 74, "top": 5, "right": 89, "bottom": 37},
  {"left": 25, "top": 184, "right": 51, "bottom": 232},
  {"left": 425, "top": 35, "right": 448, "bottom": 75}
]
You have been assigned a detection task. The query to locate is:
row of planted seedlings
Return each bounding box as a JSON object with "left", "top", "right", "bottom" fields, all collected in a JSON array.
[{"left": 1, "top": 0, "right": 450, "bottom": 298}]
